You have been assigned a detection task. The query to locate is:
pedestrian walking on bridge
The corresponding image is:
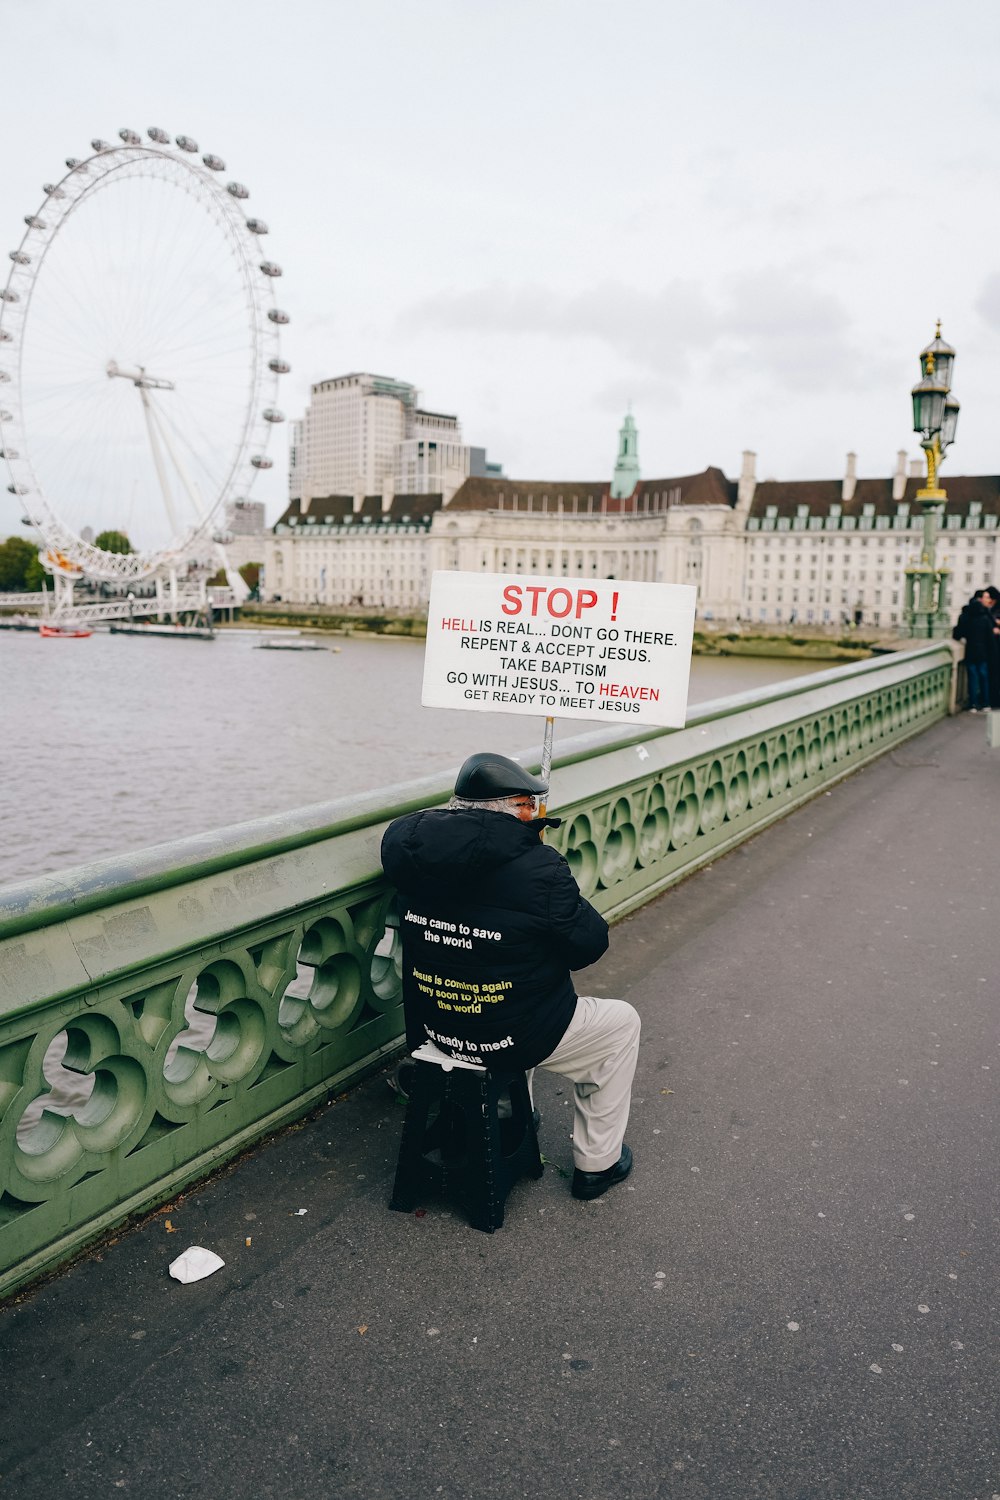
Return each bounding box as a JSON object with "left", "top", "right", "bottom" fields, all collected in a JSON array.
[{"left": 953, "top": 591, "right": 994, "bottom": 712}]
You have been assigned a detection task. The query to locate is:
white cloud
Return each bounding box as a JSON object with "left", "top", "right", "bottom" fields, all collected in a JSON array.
[
  {"left": 400, "top": 266, "right": 881, "bottom": 398},
  {"left": 399, "top": 278, "right": 719, "bottom": 375},
  {"left": 975, "top": 273, "right": 1000, "bottom": 330}
]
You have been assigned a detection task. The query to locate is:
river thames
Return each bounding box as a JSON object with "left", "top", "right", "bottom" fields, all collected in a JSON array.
[{"left": 1, "top": 629, "right": 830, "bottom": 888}]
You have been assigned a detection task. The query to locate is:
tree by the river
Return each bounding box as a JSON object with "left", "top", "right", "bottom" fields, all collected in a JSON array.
[
  {"left": 0, "top": 536, "right": 41, "bottom": 590},
  {"left": 94, "top": 530, "right": 133, "bottom": 554}
]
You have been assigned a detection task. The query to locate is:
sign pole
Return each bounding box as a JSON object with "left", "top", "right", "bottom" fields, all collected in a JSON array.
[{"left": 538, "top": 715, "right": 555, "bottom": 821}]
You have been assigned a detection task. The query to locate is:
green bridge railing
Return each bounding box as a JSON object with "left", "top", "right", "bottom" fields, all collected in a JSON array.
[{"left": 0, "top": 643, "right": 956, "bottom": 1296}]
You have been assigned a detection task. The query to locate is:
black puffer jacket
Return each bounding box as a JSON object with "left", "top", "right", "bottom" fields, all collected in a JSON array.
[
  {"left": 953, "top": 598, "right": 995, "bottom": 665},
  {"left": 381, "top": 808, "right": 609, "bottom": 1069}
]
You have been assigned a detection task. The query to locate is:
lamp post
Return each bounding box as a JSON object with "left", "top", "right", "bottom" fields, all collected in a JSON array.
[{"left": 904, "top": 323, "right": 959, "bottom": 637}]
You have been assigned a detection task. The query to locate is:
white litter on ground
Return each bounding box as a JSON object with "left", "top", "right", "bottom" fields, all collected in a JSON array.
[{"left": 168, "top": 1246, "right": 225, "bottom": 1284}]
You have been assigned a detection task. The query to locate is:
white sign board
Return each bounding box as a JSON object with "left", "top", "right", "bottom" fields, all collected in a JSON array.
[{"left": 422, "top": 572, "right": 697, "bottom": 728}]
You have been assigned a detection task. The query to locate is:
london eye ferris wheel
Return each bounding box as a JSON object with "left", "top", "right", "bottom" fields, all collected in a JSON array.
[{"left": 0, "top": 126, "right": 289, "bottom": 585}]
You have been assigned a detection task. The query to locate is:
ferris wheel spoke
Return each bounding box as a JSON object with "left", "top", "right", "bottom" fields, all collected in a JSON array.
[
  {"left": 152, "top": 402, "right": 237, "bottom": 505},
  {"left": 148, "top": 284, "right": 249, "bottom": 355}
]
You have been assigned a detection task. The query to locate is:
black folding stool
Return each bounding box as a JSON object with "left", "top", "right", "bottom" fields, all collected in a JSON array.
[{"left": 389, "top": 1042, "right": 543, "bottom": 1233}]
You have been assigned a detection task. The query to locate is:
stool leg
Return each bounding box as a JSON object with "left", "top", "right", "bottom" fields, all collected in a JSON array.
[
  {"left": 467, "top": 1075, "right": 504, "bottom": 1233},
  {"left": 391, "top": 1065, "right": 543, "bottom": 1232},
  {"left": 389, "top": 1063, "right": 438, "bottom": 1213}
]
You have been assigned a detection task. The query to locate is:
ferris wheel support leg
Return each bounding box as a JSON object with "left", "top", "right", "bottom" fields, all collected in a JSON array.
[
  {"left": 139, "top": 385, "right": 182, "bottom": 541},
  {"left": 169, "top": 568, "right": 179, "bottom": 623},
  {"left": 154, "top": 575, "right": 165, "bottom": 623},
  {"left": 148, "top": 395, "right": 206, "bottom": 524},
  {"left": 53, "top": 572, "right": 75, "bottom": 618}
]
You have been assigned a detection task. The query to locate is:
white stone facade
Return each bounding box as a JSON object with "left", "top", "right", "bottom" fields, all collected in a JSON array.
[
  {"left": 263, "top": 451, "right": 1000, "bottom": 628},
  {"left": 426, "top": 508, "right": 743, "bottom": 619},
  {"left": 741, "top": 510, "right": 1000, "bottom": 628},
  {"left": 266, "top": 521, "right": 431, "bottom": 611}
]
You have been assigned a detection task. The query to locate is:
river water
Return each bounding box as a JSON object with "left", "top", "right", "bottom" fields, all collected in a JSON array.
[
  {"left": 1, "top": 629, "right": 830, "bottom": 889},
  {"left": 4, "top": 628, "right": 835, "bottom": 1133}
]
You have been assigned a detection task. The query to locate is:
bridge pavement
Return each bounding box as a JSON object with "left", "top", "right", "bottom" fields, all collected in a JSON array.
[{"left": 2, "top": 713, "right": 998, "bottom": 1500}]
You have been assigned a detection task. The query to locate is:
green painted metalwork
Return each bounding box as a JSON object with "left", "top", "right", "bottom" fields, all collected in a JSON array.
[
  {"left": 546, "top": 643, "right": 956, "bottom": 918},
  {"left": 0, "top": 644, "right": 954, "bottom": 1296}
]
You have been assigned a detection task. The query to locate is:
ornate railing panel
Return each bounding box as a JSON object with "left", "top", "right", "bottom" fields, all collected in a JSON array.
[
  {"left": 546, "top": 643, "right": 956, "bottom": 918},
  {"left": 0, "top": 644, "right": 954, "bottom": 1296}
]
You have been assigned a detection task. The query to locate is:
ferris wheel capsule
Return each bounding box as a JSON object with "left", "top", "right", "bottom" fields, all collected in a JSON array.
[
  {"left": 259, "top": 260, "right": 282, "bottom": 277},
  {"left": 9, "top": 251, "right": 30, "bottom": 265},
  {"left": 263, "top": 408, "right": 285, "bottom": 423},
  {"left": 42, "top": 184, "right": 66, "bottom": 199},
  {"left": 0, "top": 289, "right": 18, "bottom": 303},
  {"left": 0, "top": 447, "right": 19, "bottom": 458},
  {"left": 24, "top": 216, "right": 46, "bottom": 230},
  {"left": 91, "top": 139, "right": 113, "bottom": 153},
  {"left": 147, "top": 127, "right": 171, "bottom": 144},
  {"left": 0, "top": 371, "right": 11, "bottom": 382},
  {"left": 267, "top": 308, "right": 289, "bottom": 324},
  {"left": 0, "top": 408, "right": 12, "bottom": 420},
  {"left": 246, "top": 218, "right": 268, "bottom": 235},
  {"left": 7, "top": 482, "right": 28, "bottom": 493},
  {"left": 175, "top": 135, "right": 199, "bottom": 153},
  {"left": 250, "top": 455, "right": 273, "bottom": 470},
  {"left": 65, "top": 158, "right": 88, "bottom": 172},
  {"left": 119, "top": 128, "right": 142, "bottom": 146},
  {"left": 0, "top": 330, "right": 11, "bottom": 342},
  {"left": 227, "top": 182, "right": 249, "bottom": 199},
  {"left": 269, "top": 357, "right": 290, "bottom": 374},
  {"left": 203, "top": 154, "right": 225, "bottom": 171}
]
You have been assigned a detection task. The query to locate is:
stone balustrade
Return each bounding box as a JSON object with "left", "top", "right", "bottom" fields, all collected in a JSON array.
[{"left": 0, "top": 642, "right": 955, "bottom": 1297}]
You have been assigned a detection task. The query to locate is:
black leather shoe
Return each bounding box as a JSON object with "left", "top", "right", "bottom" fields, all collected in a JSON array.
[{"left": 571, "top": 1145, "right": 633, "bottom": 1200}]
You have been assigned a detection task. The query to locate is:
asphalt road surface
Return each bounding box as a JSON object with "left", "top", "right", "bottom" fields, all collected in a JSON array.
[{"left": 2, "top": 713, "right": 997, "bottom": 1499}]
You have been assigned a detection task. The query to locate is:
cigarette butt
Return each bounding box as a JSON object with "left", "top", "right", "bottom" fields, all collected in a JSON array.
[{"left": 245, "top": 1237, "right": 252, "bottom": 1247}]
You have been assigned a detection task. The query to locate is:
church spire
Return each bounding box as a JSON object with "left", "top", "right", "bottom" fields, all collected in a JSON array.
[{"left": 610, "top": 408, "right": 640, "bottom": 499}]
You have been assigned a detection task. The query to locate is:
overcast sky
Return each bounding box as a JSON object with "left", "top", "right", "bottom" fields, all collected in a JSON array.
[{"left": 2, "top": 0, "right": 1000, "bottom": 538}]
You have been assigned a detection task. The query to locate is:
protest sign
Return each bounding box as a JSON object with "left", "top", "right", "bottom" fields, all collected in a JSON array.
[{"left": 422, "top": 571, "right": 696, "bottom": 728}]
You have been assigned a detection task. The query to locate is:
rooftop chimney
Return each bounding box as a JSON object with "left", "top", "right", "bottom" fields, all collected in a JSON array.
[
  {"left": 736, "top": 449, "right": 757, "bottom": 511},
  {"left": 892, "top": 449, "right": 908, "bottom": 502},
  {"left": 842, "top": 452, "right": 857, "bottom": 503}
]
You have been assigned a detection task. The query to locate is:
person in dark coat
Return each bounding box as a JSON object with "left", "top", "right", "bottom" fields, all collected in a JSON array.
[
  {"left": 953, "top": 590, "right": 995, "bottom": 711},
  {"left": 983, "top": 585, "right": 1000, "bottom": 709},
  {"left": 381, "top": 751, "right": 640, "bottom": 1201}
]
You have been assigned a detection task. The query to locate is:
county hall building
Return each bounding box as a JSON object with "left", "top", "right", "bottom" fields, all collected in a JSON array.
[{"left": 261, "top": 377, "right": 1000, "bottom": 629}]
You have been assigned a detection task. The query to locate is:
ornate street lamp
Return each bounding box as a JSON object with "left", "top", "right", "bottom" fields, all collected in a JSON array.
[
  {"left": 904, "top": 323, "right": 958, "bottom": 637},
  {"left": 941, "top": 393, "right": 960, "bottom": 451}
]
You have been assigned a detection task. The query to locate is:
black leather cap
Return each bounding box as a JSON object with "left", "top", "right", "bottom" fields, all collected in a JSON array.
[{"left": 454, "top": 752, "right": 548, "bottom": 799}]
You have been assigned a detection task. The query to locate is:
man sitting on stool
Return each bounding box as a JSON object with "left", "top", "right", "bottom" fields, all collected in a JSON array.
[{"left": 380, "top": 751, "right": 640, "bottom": 1201}]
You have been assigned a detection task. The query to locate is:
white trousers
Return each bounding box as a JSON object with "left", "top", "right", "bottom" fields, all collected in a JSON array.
[{"left": 529, "top": 995, "right": 641, "bottom": 1173}]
